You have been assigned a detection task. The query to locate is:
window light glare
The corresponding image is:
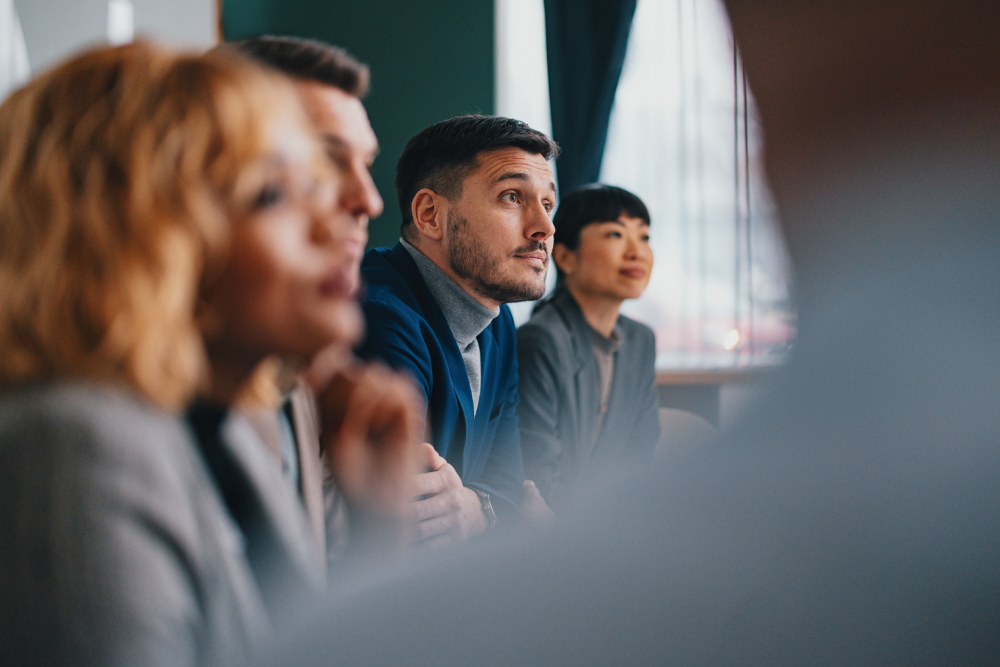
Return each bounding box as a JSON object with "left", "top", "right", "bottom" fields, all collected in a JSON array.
[{"left": 723, "top": 329, "right": 740, "bottom": 351}]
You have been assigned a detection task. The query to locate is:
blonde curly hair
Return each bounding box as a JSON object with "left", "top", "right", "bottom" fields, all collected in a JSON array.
[{"left": 0, "top": 41, "right": 305, "bottom": 409}]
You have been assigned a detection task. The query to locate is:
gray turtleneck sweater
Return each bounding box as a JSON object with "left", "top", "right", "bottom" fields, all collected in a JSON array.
[{"left": 400, "top": 238, "right": 499, "bottom": 414}]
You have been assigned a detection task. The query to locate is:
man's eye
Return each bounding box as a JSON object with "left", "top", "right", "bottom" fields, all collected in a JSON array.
[
  {"left": 502, "top": 192, "right": 519, "bottom": 203},
  {"left": 642, "top": 234, "right": 651, "bottom": 242},
  {"left": 324, "top": 148, "right": 351, "bottom": 170},
  {"left": 608, "top": 231, "right": 622, "bottom": 238},
  {"left": 254, "top": 184, "right": 284, "bottom": 209}
]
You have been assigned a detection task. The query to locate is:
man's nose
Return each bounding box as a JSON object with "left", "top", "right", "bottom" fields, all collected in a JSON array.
[
  {"left": 526, "top": 200, "right": 555, "bottom": 241},
  {"left": 340, "top": 164, "right": 384, "bottom": 223}
]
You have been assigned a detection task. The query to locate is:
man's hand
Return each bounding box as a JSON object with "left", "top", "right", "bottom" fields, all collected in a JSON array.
[
  {"left": 520, "top": 480, "right": 555, "bottom": 529},
  {"left": 413, "top": 443, "right": 488, "bottom": 546},
  {"left": 318, "top": 362, "right": 424, "bottom": 551}
]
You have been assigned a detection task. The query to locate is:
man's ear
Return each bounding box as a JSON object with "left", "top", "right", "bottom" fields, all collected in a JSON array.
[
  {"left": 411, "top": 189, "right": 447, "bottom": 242},
  {"left": 552, "top": 243, "right": 576, "bottom": 276}
]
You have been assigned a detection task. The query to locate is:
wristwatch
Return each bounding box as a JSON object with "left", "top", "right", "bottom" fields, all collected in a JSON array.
[{"left": 471, "top": 487, "right": 497, "bottom": 529}]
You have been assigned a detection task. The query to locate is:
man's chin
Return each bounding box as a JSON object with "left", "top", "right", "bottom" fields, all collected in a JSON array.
[{"left": 501, "top": 279, "right": 547, "bottom": 304}]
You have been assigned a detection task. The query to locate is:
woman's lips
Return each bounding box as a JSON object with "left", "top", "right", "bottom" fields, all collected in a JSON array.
[
  {"left": 620, "top": 267, "right": 647, "bottom": 279},
  {"left": 319, "top": 267, "right": 358, "bottom": 298}
]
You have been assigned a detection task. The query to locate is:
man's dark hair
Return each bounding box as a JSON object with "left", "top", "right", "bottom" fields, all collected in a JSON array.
[
  {"left": 226, "top": 35, "right": 369, "bottom": 97},
  {"left": 552, "top": 184, "right": 650, "bottom": 251},
  {"left": 395, "top": 115, "right": 559, "bottom": 239}
]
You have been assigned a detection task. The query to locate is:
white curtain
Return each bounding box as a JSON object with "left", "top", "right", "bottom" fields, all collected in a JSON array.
[
  {"left": 601, "top": 0, "right": 794, "bottom": 370},
  {"left": 0, "top": 0, "right": 29, "bottom": 100}
]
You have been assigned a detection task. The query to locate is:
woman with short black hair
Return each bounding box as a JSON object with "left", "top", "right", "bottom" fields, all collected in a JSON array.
[{"left": 517, "top": 184, "right": 660, "bottom": 511}]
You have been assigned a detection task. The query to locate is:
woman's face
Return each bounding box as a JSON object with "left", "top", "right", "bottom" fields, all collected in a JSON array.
[
  {"left": 204, "top": 106, "right": 364, "bottom": 366},
  {"left": 556, "top": 214, "right": 653, "bottom": 302}
]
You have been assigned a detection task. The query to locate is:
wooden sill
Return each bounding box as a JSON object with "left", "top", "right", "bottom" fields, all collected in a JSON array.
[{"left": 655, "top": 366, "right": 780, "bottom": 386}]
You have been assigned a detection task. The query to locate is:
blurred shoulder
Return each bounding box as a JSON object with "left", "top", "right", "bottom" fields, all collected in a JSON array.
[
  {"left": 0, "top": 381, "right": 202, "bottom": 495},
  {"left": 0, "top": 381, "right": 187, "bottom": 445}
]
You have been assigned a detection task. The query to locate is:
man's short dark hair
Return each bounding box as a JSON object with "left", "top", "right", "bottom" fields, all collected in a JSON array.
[
  {"left": 395, "top": 115, "right": 559, "bottom": 239},
  {"left": 226, "top": 35, "right": 369, "bottom": 97}
]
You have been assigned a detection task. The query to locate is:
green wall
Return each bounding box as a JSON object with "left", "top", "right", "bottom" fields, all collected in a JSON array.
[{"left": 223, "top": 0, "right": 495, "bottom": 250}]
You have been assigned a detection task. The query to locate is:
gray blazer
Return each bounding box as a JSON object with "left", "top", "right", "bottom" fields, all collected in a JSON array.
[
  {"left": 517, "top": 288, "right": 660, "bottom": 510},
  {"left": 0, "top": 383, "right": 270, "bottom": 667}
]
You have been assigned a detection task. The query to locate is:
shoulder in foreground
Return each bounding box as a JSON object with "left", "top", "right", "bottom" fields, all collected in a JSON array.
[{"left": 0, "top": 381, "right": 192, "bottom": 466}]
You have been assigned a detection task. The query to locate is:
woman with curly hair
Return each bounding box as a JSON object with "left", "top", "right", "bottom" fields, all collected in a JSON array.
[{"left": 0, "top": 42, "right": 419, "bottom": 665}]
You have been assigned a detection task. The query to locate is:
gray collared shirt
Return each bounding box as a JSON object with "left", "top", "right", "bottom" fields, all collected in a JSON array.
[
  {"left": 400, "top": 238, "right": 499, "bottom": 414},
  {"left": 588, "top": 324, "right": 623, "bottom": 439}
]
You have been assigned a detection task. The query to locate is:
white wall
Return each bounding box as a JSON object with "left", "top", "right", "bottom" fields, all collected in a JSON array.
[{"left": 14, "top": 0, "right": 214, "bottom": 73}]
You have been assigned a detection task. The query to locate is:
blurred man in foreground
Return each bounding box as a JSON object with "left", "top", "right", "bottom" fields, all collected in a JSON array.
[
  {"left": 266, "top": 1, "right": 1000, "bottom": 663},
  {"left": 228, "top": 37, "right": 416, "bottom": 565}
]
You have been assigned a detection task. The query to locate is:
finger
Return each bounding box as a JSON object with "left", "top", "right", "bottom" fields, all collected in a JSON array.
[
  {"left": 415, "top": 533, "right": 455, "bottom": 550},
  {"left": 322, "top": 368, "right": 422, "bottom": 502},
  {"left": 413, "top": 494, "right": 450, "bottom": 522},
  {"left": 522, "top": 479, "right": 542, "bottom": 500},
  {"left": 415, "top": 514, "right": 455, "bottom": 541},
  {"left": 426, "top": 447, "right": 448, "bottom": 471},
  {"left": 301, "top": 345, "right": 354, "bottom": 391},
  {"left": 362, "top": 375, "right": 424, "bottom": 445},
  {"left": 413, "top": 469, "right": 448, "bottom": 498},
  {"left": 326, "top": 368, "right": 418, "bottom": 458},
  {"left": 418, "top": 442, "right": 439, "bottom": 469}
]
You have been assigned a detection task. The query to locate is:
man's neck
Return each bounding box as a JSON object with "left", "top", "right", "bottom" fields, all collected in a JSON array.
[
  {"left": 402, "top": 236, "right": 501, "bottom": 310},
  {"left": 564, "top": 284, "right": 622, "bottom": 338},
  {"left": 400, "top": 237, "right": 499, "bottom": 348}
]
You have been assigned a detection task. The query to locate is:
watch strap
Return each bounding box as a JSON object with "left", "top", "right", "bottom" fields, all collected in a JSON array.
[{"left": 470, "top": 487, "right": 497, "bottom": 529}]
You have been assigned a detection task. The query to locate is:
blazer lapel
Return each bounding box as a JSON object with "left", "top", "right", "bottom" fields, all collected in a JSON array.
[
  {"left": 384, "top": 243, "right": 475, "bottom": 460},
  {"left": 218, "top": 413, "right": 325, "bottom": 594},
  {"left": 287, "top": 381, "right": 326, "bottom": 566},
  {"left": 462, "top": 323, "right": 495, "bottom": 479},
  {"left": 553, "top": 289, "right": 601, "bottom": 461}
]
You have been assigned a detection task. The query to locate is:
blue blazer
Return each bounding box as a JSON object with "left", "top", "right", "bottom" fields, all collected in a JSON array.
[{"left": 357, "top": 243, "right": 524, "bottom": 520}]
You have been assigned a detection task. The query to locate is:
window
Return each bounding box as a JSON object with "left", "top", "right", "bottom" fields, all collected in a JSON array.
[{"left": 496, "top": 0, "right": 794, "bottom": 370}]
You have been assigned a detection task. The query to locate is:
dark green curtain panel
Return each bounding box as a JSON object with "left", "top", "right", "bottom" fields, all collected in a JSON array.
[{"left": 544, "top": 0, "right": 637, "bottom": 195}]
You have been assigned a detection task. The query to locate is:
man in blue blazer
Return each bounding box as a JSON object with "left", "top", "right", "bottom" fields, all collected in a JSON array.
[{"left": 358, "top": 115, "right": 558, "bottom": 543}]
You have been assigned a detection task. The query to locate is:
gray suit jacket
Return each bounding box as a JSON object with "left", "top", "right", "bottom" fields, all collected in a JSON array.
[
  {"left": 236, "top": 380, "right": 328, "bottom": 585},
  {"left": 220, "top": 397, "right": 326, "bottom": 610},
  {"left": 0, "top": 383, "right": 269, "bottom": 667},
  {"left": 517, "top": 288, "right": 660, "bottom": 509}
]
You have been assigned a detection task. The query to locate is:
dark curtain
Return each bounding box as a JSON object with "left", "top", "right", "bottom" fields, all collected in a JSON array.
[{"left": 544, "top": 0, "right": 638, "bottom": 195}]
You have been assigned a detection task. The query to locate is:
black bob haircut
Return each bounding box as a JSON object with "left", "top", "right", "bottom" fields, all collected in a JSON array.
[
  {"left": 395, "top": 115, "right": 559, "bottom": 239},
  {"left": 225, "top": 35, "right": 369, "bottom": 97},
  {"left": 553, "top": 184, "right": 650, "bottom": 251}
]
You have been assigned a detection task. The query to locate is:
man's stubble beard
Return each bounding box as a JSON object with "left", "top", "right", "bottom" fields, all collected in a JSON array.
[{"left": 445, "top": 211, "right": 548, "bottom": 304}]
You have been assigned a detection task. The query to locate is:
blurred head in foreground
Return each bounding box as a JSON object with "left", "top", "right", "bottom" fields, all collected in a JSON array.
[
  {"left": 226, "top": 35, "right": 383, "bottom": 272},
  {"left": 723, "top": 0, "right": 1000, "bottom": 267},
  {"left": 0, "top": 41, "right": 354, "bottom": 410},
  {"left": 220, "top": 35, "right": 382, "bottom": 396}
]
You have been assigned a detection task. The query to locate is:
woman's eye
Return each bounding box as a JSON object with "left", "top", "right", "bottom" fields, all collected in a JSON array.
[{"left": 253, "top": 184, "right": 284, "bottom": 209}]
